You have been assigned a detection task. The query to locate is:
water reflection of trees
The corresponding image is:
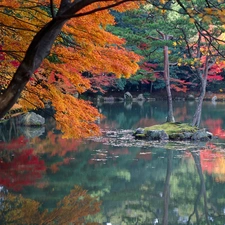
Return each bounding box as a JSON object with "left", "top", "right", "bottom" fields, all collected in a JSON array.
[
  {"left": 0, "top": 186, "right": 100, "bottom": 225},
  {"left": 87, "top": 144, "right": 225, "bottom": 224},
  {"left": 2, "top": 102, "right": 225, "bottom": 223},
  {"left": 0, "top": 136, "right": 46, "bottom": 191}
]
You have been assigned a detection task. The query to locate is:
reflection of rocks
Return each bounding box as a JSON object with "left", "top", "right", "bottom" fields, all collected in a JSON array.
[
  {"left": 212, "top": 95, "right": 217, "bottom": 105},
  {"left": 19, "top": 112, "right": 45, "bottom": 126},
  {"left": 124, "top": 102, "right": 132, "bottom": 110},
  {"left": 103, "top": 96, "right": 115, "bottom": 102},
  {"left": 186, "top": 94, "right": 195, "bottom": 101},
  {"left": 212, "top": 95, "right": 217, "bottom": 102},
  {"left": 137, "top": 94, "right": 145, "bottom": 101},
  {"left": 21, "top": 126, "right": 45, "bottom": 139}
]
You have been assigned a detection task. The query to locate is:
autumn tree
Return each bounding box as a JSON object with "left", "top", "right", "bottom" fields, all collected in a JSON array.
[
  {"left": 184, "top": 32, "right": 225, "bottom": 127},
  {"left": 168, "top": 0, "right": 225, "bottom": 127},
  {"left": 148, "top": 0, "right": 225, "bottom": 127},
  {"left": 0, "top": 0, "right": 141, "bottom": 138}
]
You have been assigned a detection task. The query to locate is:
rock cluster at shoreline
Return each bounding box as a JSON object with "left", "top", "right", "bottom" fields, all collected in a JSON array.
[{"left": 133, "top": 122, "right": 213, "bottom": 142}]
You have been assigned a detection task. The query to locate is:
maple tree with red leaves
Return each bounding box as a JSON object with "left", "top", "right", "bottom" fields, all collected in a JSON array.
[{"left": 0, "top": 0, "right": 141, "bottom": 138}]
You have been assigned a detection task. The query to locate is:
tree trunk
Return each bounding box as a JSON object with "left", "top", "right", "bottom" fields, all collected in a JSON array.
[
  {"left": 0, "top": 18, "right": 67, "bottom": 118},
  {"left": 192, "top": 56, "right": 209, "bottom": 127},
  {"left": 164, "top": 45, "right": 175, "bottom": 123},
  {"left": 191, "top": 78, "right": 207, "bottom": 127}
]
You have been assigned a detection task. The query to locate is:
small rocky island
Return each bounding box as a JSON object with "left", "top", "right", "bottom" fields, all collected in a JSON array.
[{"left": 133, "top": 122, "right": 213, "bottom": 141}]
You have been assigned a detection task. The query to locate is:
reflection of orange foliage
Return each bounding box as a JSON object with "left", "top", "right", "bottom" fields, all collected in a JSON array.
[
  {"left": 32, "top": 131, "right": 82, "bottom": 156},
  {"left": 50, "top": 158, "right": 71, "bottom": 173},
  {"left": 1, "top": 186, "right": 100, "bottom": 225},
  {"left": 185, "top": 144, "right": 225, "bottom": 182},
  {"left": 205, "top": 119, "right": 225, "bottom": 139},
  {"left": 200, "top": 149, "right": 225, "bottom": 182}
]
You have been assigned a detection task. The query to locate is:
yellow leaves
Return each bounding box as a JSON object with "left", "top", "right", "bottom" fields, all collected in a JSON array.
[
  {"left": 189, "top": 18, "right": 195, "bottom": 24},
  {"left": 177, "top": 58, "right": 183, "bottom": 66},
  {"left": 190, "top": 60, "right": 195, "bottom": 65},
  {"left": 161, "top": 9, "right": 167, "bottom": 14},
  {"left": 200, "top": 47, "right": 208, "bottom": 55},
  {"left": 160, "top": 0, "right": 167, "bottom": 4},
  {"left": 186, "top": 8, "right": 194, "bottom": 16},
  {"left": 172, "top": 42, "right": 177, "bottom": 47},
  {"left": 202, "top": 15, "right": 212, "bottom": 23},
  {"left": 204, "top": 8, "right": 213, "bottom": 14}
]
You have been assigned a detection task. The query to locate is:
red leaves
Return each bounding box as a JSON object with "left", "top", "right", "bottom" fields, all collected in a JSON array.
[
  {"left": 0, "top": 149, "right": 46, "bottom": 191},
  {"left": 138, "top": 42, "right": 149, "bottom": 50},
  {"left": 0, "top": 136, "right": 46, "bottom": 191},
  {"left": 10, "top": 60, "right": 20, "bottom": 68},
  {"left": 0, "top": 45, "right": 5, "bottom": 61}
]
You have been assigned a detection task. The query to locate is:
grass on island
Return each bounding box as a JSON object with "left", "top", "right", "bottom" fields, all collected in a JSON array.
[{"left": 143, "top": 122, "right": 198, "bottom": 135}]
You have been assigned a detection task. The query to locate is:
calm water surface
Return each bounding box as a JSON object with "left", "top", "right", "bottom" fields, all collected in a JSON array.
[{"left": 1, "top": 101, "right": 225, "bottom": 224}]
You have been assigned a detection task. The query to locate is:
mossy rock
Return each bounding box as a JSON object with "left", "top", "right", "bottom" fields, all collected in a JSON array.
[
  {"left": 144, "top": 122, "right": 197, "bottom": 134},
  {"left": 134, "top": 122, "right": 200, "bottom": 141}
]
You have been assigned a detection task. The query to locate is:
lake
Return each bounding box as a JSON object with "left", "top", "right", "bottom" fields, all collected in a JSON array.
[{"left": 0, "top": 100, "right": 225, "bottom": 224}]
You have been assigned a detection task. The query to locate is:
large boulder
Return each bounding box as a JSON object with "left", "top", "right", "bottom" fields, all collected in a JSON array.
[
  {"left": 133, "top": 127, "right": 145, "bottom": 136},
  {"left": 124, "top": 92, "right": 133, "bottom": 101},
  {"left": 191, "top": 129, "right": 213, "bottom": 141},
  {"left": 19, "top": 112, "right": 45, "bottom": 126}
]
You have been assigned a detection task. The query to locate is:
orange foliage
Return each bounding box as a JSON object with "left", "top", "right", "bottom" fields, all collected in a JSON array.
[
  {"left": 204, "top": 119, "right": 225, "bottom": 139},
  {"left": 200, "top": 149, "right": 225, "bottom": 183},
  {"left": 0, "top": 0, "right": 141, "bottom": 138}
]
